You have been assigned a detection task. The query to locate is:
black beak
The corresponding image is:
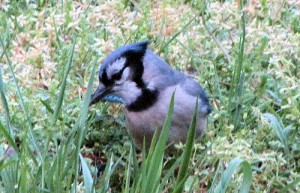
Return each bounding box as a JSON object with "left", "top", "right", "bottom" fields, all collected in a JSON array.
[{"left": 89, "top": 85, "right": 111, "bottom": 106}]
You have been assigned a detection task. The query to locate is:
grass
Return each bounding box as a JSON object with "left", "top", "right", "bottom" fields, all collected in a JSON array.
[{"left": 0, "top": 0, "right": 300, "bottom": 192}]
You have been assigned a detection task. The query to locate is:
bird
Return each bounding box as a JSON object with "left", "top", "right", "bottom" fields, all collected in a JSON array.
[{"left": 90, "top": 41, "right": 211, "bottom": 150}]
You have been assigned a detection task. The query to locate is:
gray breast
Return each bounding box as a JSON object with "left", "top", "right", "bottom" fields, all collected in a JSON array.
[{"left": 124, "top": 83, "right": 209, "bottom": 150}]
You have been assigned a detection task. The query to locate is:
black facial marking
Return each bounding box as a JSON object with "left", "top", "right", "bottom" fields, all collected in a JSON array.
[
  {"left": 112, "top": 66, "right": 126, "bottom": 81},
  {"left": 122, "top": 41, "right": 148, "bottom": 86},
  {"left": 120, "top": 42, "right": 156, "bottom": 111},
  {"left": 99, "top": 41, "right": 148, "bottom": 87},
  {"left": 112, "top": 71, "right": 122, "bottom": 80},
  {"left": 126, "top": 89, "right": 159, "bottom": 112},
  {"left": 126, "top": 59, "right": 145, "bottom": 87},
  {"left": 101, "top": 64, "right": 127, "bottom": 86},
  {"left": 98, "top": 41, "right": 152, "bottom": 109},
  {"left": 101, "top": 69, "right": 113, "bottom": 86}
]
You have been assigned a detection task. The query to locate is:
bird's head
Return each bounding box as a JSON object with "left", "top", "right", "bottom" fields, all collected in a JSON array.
[{"left": 90, "top": 41, "right": 149, "bottom": 107}]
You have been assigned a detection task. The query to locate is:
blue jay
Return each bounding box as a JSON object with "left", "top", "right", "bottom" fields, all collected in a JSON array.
[{"left": 90, "top": 41, "right": 211, "bottom": 149}]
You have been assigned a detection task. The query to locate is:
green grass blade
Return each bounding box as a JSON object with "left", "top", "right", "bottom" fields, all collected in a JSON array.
[
  {"left": 0, "top": 65, "right": 17, "bottom": 151},
  {"left": 239, "top": 161, "right": 252, "bottom": 193},
  {"left": 208, "top": 159, "right": 222, "bottom": 193},
  {"left": 172, "top": 176, "right": 188, "bottom": 193},
  {"left": 227, "top": 0, "right": 246, "bottom": 130},
  {"left": 0, "top": 52, "right": 12, "bottom": 136},
  {"left": 51, "top": 37, "right": 77, "bottom": 126},
  {"left": 141, "top": 92, "right": 175, "bottom": 193},
  {"left": 79, "top": 153, "right": 95, "bottom": 193},
  {"left": 100, "top": 154, "right": 114, "bottom": 192},
  {"left": 0, "top": 121, "right": 18, "bottom": 151},
  {"left": 187, "top": 176, "right": 197, "bottom": 193},
  {"left": 40, "top": 37, "right": 77, "bottom": 191},
  {"left": 213, "top": 158, "right": 252, "bottom": 193},
  {"left": 145, "top": 129, "right": 158, "bottom": 168},
  {"left": 137, "top": 143, "right": 147, "bottom": 193},
  {"left": 39, "top": 99, "right": 72, "bottom": 128},
  {"left": 263, "top": 113, "right": 290, "bottom": 155},
  {"left": 73, "top": 56, "right": 98, "bottom": 191},
  {"left": 173, "top": 98, "right": 198, "bottom": 193},
  {"left": 0, "top": 163, "right": 18, "bottom": 193},
  {"left": 98, "top": 153, "right": 124, "bottom": 192},
  {"left": 159, "top": 158, "right": 181, "bottom": 193},
  {"left": 52, "top": 16, "right": 62, "bottom": 49},
  {"left": 131, "top": 141, "right": 139, "bottom": 185},
  {"left": 279, "top": 177, "right": 300, "bottom": 193},
  {"left": 0, "top": 160, "right": 15, "bottom": 172},
  {"left": 124, "top": 145, "right": 133, "bottom": 193},
  {"left": 0, "top": 36, "right": 41, "bottom": 160}
]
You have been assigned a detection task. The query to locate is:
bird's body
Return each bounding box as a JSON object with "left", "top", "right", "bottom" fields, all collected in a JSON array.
[{"left": 90, "top": 41, "right": 211, "bottom": 149}]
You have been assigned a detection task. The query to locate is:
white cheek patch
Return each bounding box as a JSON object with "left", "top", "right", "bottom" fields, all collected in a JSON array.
[
  {"left": 117, "top": 81, "right": 142, "bottom": 105},
  {"left": 115, "top": 68, "right": 130, "bottom": 85},
  {"left": 107, "top": 57, "right": 126, "bottom": 79}
]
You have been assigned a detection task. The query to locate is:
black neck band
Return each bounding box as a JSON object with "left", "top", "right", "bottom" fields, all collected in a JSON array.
[{"left": 126, "top": 89, "right": 158, "bottom": 112}]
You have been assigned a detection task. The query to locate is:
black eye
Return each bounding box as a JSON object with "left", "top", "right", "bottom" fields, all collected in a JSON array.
[{"left": 112, "top": 71, "right": 122, "bottom": 80}]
